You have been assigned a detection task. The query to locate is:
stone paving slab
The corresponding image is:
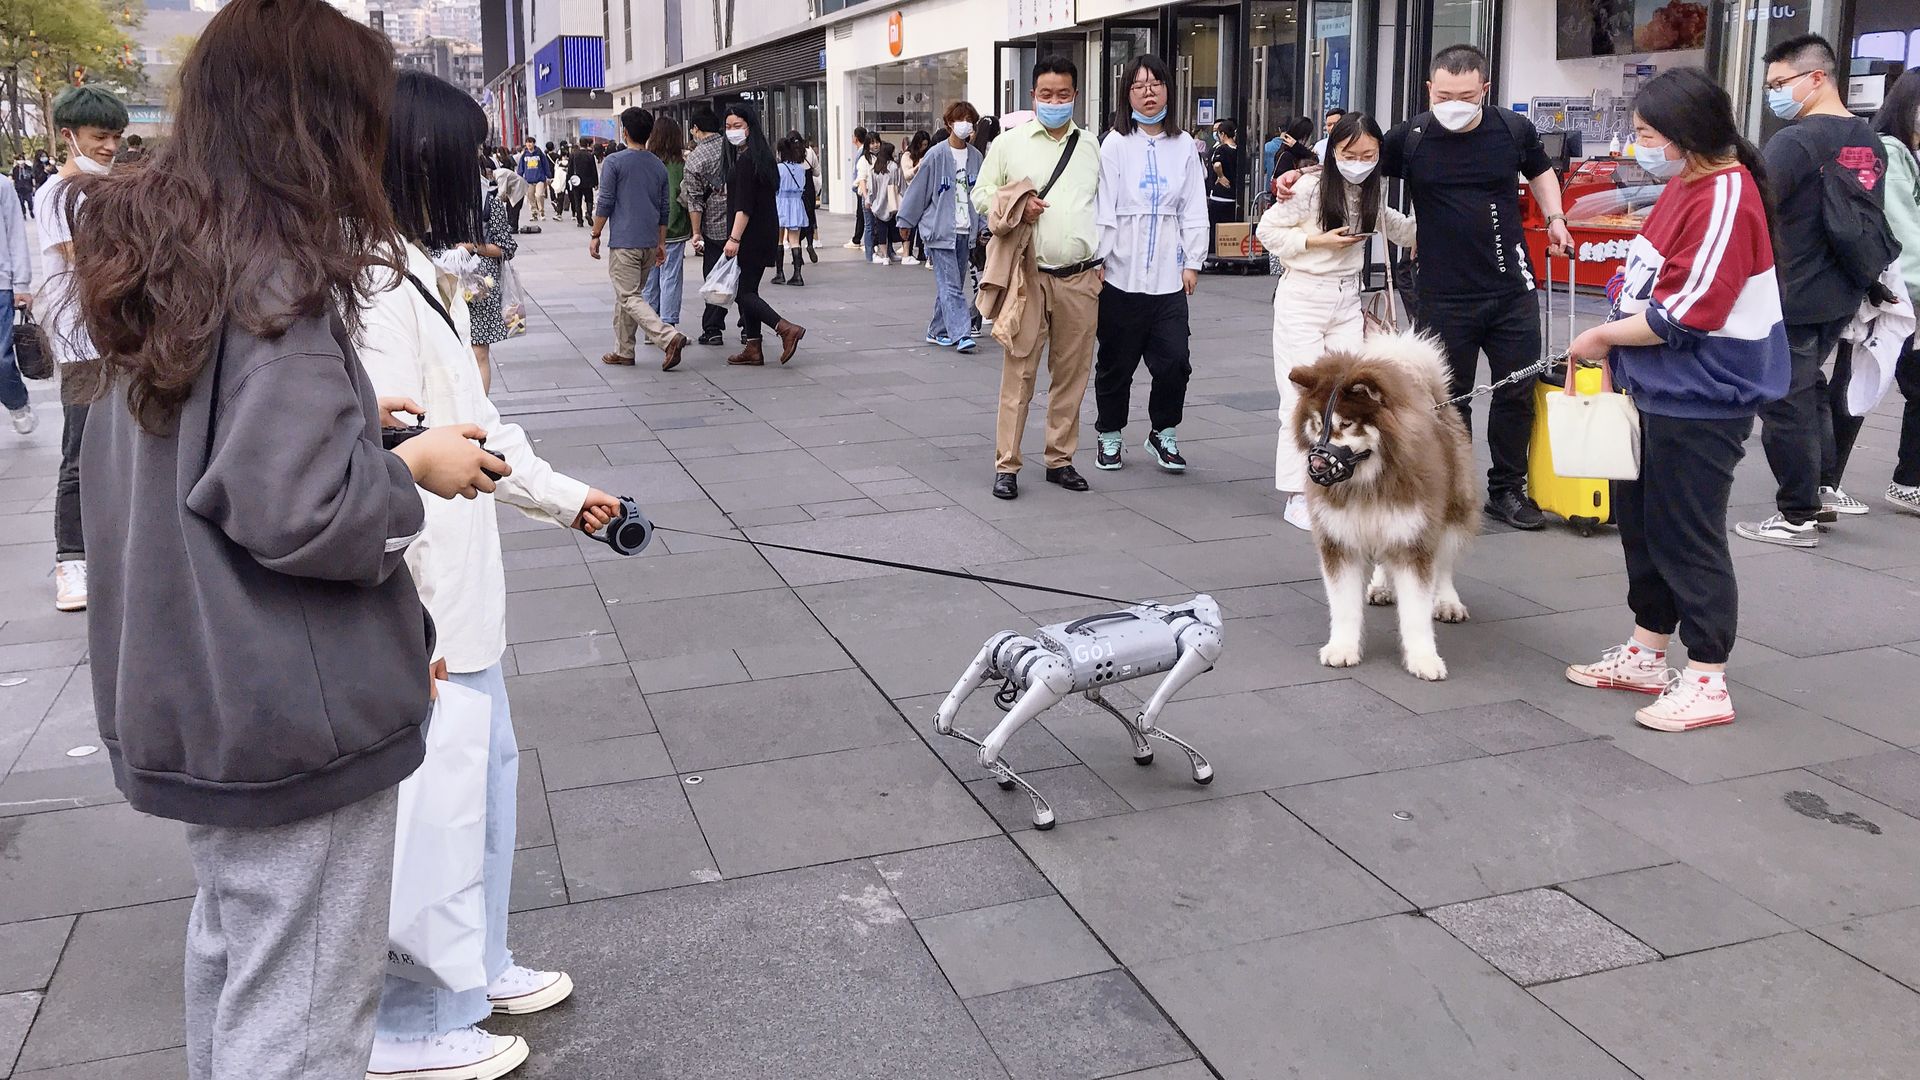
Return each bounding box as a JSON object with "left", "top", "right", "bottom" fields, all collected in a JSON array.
[
  {"left": 14, "top": 901, "right": 187, "bottom": 1073},
  {"left": 1427, "top": 887, "right": 1659, "bottom": 985},
  {"left": 913, "top": 895, "right": 1117, "bottom": 998},
  {"left": 963, "top": 970, "right": 1193, "bottom": 1080},
  {"left": 0, "top": 919, "right": 70, "bottom": 996},
  {"left": 1560, "top": 863, "right": 1794, "bottom": 957}
]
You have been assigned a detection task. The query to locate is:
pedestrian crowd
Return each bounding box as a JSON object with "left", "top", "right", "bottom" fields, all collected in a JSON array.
[{"left": 1, "top": 0, "right": 1917, "bottom": 1074}]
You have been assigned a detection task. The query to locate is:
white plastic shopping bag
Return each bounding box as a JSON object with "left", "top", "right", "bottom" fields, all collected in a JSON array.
[
  {"left": 386, "top": 680, "right": 491, "bottom": 991},
  {"left": 497, "top": 260, "right": 528, "bottom": 337},
  {"left": 1545, "top": 360, "right": 1641, "bottom": 482},
  {"left": 700, "top": 255, "right": 741, "bottom": 308}
]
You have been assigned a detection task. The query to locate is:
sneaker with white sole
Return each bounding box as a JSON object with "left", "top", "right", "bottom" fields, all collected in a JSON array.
[
  {"left": 1095, "top": 432, "right": 1123, "bottom": 470},
  {"left": 366, "top": 1026, "right": 528, "bottom": 1080},
  {"left": 870, "top": 255, "right": 890, "bottom": 266},
  {"left": 487, "top": 965, "right": 573, "bottom": 1016},
  {"left": 1820, "top": 485, "right": 1869, "bottom": 517},
  {"left": 1734, "top": 512, "right": 1819, "bottom": 548},
  {"left": 8, "top": 404, "right": 34, "bottom": 435},
  {"left": 54, "top": 560, "right": 86, "bottom": 612},
  {"left": 1886, "top": 483, "right": 1920, "bottom": 516},
  {"left": 1634, "top": 669, "right": 1736, "bottom": 732},
  {"left": 1144, "top": 428, "right": 1186, "bottom": 472},
  {"left": 953, "top": 337, "right": 977, "bottom": 354},
  {"left": 900, "top": 256, "right": 919, "bottom": 266},
  {"left": 842, "top": 240, "right": 861, "bottom": 250},
  {"left": 1566, "top": 643, "right": 1669, "bottom": 694},
  {"left": 1282, "top": 493, "right": 1312, "bottom": 531}
]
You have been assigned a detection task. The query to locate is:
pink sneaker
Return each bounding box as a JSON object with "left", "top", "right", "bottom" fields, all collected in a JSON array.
[
  {"left": 1634, "top": 670, "right": 1736, "bottom": 732},
  {"left": 1566, "top": 643, "right": 1667, "bottom": 694}
]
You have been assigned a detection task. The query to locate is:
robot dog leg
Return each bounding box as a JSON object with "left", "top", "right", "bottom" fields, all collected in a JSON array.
[
  {"left": 934, "top": 632, "right": 1070, "bottom": 829},
  {"left": 1084, "top": 609, "right": 1220, "bottom": 784}
]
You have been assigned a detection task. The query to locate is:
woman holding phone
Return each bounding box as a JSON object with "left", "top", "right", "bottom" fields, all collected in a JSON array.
[{"left": 1256, "top": 111, "right": 1416, "bottom": 530}]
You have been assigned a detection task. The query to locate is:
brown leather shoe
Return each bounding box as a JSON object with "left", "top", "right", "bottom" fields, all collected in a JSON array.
[
  {"left": 661, "top": 334, "right": 688, "bottom": 371},
  {"left": 726, "top": 339, "right": 765, "bottom": 366},
  {"left": 773, "top": 320, "right": 806, "bottom": 364},
  {"left": 600, "top": 352, "right": 635, "bottom": 366}
]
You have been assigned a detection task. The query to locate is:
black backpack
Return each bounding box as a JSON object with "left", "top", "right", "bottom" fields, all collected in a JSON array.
[{"left": 1819, "top": 147, "right": 1900, "bottom": 297}]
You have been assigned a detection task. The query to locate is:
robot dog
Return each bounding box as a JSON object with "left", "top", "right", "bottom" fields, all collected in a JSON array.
[{"left": 935, "top": 595, "right": 1223, "bottom": 829}]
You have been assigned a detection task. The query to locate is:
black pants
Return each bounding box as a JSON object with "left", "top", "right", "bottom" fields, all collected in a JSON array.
[
  {"left": 736, "top": 258, "right": 784, "bottom": 341},
  {"left": 803, "top": 177, "right": 818, "bottom": 242},
  {"left": 507, "top": 199, "right": 524, "bottom": 233},
  {"left": 1094, "top": 285, "right": 1191, "bottom": 434},
  {"left": 1619, "top": 413, "right": 1750, "bottom": 665},
  {"left": 1897, "top": 345, "right": 1920, "bottom": 488},
  {"left": 699, "top": 239, "right": 734, "bottom": 338},
  {"left": 1760, "top": 316, "right": 1849, "bottom": 524},
  {"left": 15, "top": 187, "right": 30, "bottom": 217},
  {"left": 573, "top": 188, "right": 593, "bottom": 226},
  {"left": 56, "top": 401, "right": 87, "bottom": 560},
  {"left": 850, "top": 194, "right": 866, "bottom": 244},
  {"left": 1417, "top": 289, "right": 1540, "bottom": 496}
]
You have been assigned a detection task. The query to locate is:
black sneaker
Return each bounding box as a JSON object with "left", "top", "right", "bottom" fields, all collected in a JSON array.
[
  {"left": 697, "top": 332, "right": 724, "bottom": 347},
  {"left": 1095, "top": 433, "right": 1124, "bottom": 471},
  {"left": 1045, "top": 464, "right": 1090, "bottom": 491},
  {"left": 1144, "top": 428, "right": 1186, "bottom": 472},
  {"left": 1485, "top": 490, "right": 1547, "bottom": 531}
]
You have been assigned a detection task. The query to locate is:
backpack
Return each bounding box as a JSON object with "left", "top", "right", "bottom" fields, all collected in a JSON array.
[{"left": 1821, "top": 143, "right": 1901, "bottom": 297}]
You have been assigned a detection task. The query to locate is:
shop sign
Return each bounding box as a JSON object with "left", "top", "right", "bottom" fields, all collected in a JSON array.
[
  {"left": 710, "top": 62, "right": 749, "bottom": 90},
  {"left": 670, "top": 77, "right": 683, "bottom": 98},
  {"left": 1579, "top": 238, "right": 1633, "bottom": 262},
  {"left": 1008, "top": 0, "right": 1075, "bottom": 36},
  {"left": 888, "top": 11, "right": 903, "bottom": 57},
  {"left": 687, "top": 70, "right": 703, "bottom": 94}
]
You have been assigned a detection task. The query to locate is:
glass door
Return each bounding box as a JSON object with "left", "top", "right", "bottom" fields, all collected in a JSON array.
[
  {"left": 1105, "top": 21, "right": 1157, "bottom": 133},
  {"left": 1248, "top": 1, "right": 1301, "bottom": 197},
  {"left": 1174, "top": 4, "right": 1239, "bottom": 139},
  {"left": 1306, "top": 0, "right": 1362, "bottom": 121}
]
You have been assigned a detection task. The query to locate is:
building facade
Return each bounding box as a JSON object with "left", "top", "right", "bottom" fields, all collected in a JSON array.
[{"left": 400, "top": 37, "right": 488, "bottom": 100}]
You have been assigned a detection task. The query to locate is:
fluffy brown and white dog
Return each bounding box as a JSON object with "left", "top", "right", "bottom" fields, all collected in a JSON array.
[{"left": 1288, "top": 332, "right": 1481, "bottom": 681}]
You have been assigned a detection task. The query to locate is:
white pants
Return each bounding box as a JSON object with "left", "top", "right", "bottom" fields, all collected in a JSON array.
[{"left": 1271, "top": 269, "right": 1364, "bottom": 492}]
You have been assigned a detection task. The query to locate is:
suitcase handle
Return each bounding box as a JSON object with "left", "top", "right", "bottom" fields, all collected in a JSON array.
[{"left": 1539, "top": 244, "right": 1578, "bottom": 362}]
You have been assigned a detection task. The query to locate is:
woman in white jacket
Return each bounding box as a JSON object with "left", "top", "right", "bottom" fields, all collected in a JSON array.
[
  {"left": 1256, "top": 111, "right": 1415, "bottom": 530},
  {"left": 358, "top": 71, "right": 622, "bottom": 1080}
]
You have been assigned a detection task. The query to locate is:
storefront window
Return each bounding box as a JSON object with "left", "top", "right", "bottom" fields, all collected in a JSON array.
[
  {"left": 1107, "top": 22, "right": 1157, "bottom": 132},
  {"left": 854, "top": 49, "right": 968, "bottom": 143},
  {"left": 1428, "top": 0, "right": 1494, "bottom": 57},
  {"left": 1249, "top": 1, "right": 1302, "bottom": 190},
  {"left": 1710, "top": 0, "right": 1847, "bottom": 139},
  {"left": 1176, "top": 5, "right": 1239, "bottom": 137}
]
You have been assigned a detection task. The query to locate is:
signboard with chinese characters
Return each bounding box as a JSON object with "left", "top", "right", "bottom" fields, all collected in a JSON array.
[{"left": 1008, "top": 0, "right": 1075, "bottom": 36}]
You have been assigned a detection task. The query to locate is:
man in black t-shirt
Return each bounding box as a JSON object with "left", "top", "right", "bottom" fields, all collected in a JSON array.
[
  {"left": 1377, "top": 44, "right": 1575, "bottom": 529},
  {"left": 1735, "top": 34, "right": 1889, "bottom": 550},
  {"left": 1208, "top": 118, "right": 1242, "bottom": 233}
]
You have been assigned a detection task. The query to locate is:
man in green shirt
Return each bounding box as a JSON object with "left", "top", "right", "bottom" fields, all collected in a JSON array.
[{"left": 973, "top": 54, "right": 1103, "bottom": 500}]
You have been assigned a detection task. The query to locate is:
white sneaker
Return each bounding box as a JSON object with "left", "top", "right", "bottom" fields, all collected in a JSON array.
[
  {"left": 1282, "top": 493, "right": 1312, "bottom": 532},
  {"left": 1889, "top": 483, "right": 1920, "bottom": 517},
  {"left": 1634, "top": 669, "right": 1736, "bottom": 732},
  {"left": 54, "top": 560, "right": 86, "bottom": 612},
  {"left": 1734, "top": 512, "right": 1819, "bottom": 548},
  {"left": 487, "top": 964, "right": 573, "bottom": 1015},
  {"left": 8, "top": 404, "right": 33, "bottom": 435},
  {"left": 900, "top": 256, "right": 919, "bottom": 266},
  {"left": 842, "top": 240, "right": 861, "bottom": 250},
  {"left": 1566, "top": 643, "right": 1668, "bottom": 694},
  {"left": 366, "top": 1026, "right": 528, "bottom": 1080},
  {"left": 1820, "top": 485, "right": 1869, "bottom": 517},
  {"left": 870, "top": 255, "right": 890, "bottom": 265}
]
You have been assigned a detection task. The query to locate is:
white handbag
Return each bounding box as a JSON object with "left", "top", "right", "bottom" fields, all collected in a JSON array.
[
  {"left": 386, "top": 680, "right": 492, "bottom": 991},
  {"left": 1544, "top": 359, "right": 1642, "bottom": 481}
]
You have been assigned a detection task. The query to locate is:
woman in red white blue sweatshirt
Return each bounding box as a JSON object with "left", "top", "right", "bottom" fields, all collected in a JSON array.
[{"left": 1562, "top": 68, "right": 1791, "bottom": 733}]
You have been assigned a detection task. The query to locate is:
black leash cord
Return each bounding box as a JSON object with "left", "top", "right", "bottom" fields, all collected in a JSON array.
[{"left": 653, "top": 526, "right": 1131, "bottom": 606}]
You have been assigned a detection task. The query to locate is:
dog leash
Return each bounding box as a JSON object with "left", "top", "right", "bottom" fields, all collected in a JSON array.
[
  {"left": 653, "top": 526, "right": 1135, "bottom": 605},
  {"left": 1431, "top": 356, "right": 1558, "bottom": 413}
]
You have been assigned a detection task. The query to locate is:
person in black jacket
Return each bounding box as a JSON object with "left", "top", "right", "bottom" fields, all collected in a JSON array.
[
  {"left": 567, "top": 140, "right": 598, "bottom": 227},
  {"left": 720, "top": 103, "right": 805, "bottom": 366}
]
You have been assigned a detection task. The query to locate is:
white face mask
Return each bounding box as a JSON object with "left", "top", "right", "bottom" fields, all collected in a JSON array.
[
  {"left": 69, "top": 138, "right": 110, "bottom": 176},
  {"left": 951, "top": 120, "right": 974, "bottom": 141},
  {"left": 1431, "top": 100, "right": 1482, "bottom": 132},
  {"left": 1336, "top": 159, "right": 1377, "bottom": 183},
  {"left": 725, "top": 129, "right": 747, "bottom": 146}
]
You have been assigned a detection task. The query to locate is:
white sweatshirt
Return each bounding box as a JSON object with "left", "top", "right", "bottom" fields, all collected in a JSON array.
[
  {"left": 1095, "top": 128, "right": 1211, "bottom": 296},
  {"left": 1255, "top": 172, "right": 1416, "bottom": 278}
]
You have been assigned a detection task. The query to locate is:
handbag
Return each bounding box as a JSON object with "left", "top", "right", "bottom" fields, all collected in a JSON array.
[
  {"left": 13, "top": 309, "right": 50, "bottom": 380},
  {"left": 1361, "top": 251, "right": 1401, "bottom": 337},
  {"left": 496, "top": 260, "right": 528, "bottom": 337},
  {"left": 386, "top": 679, "right": 491, "bottom": 991},
  {"left": 1544, "top": 358, "right": 1641, "bottom": 481}
]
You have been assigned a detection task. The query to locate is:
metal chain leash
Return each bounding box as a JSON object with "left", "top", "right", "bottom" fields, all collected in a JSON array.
[{"left": 1430, "top": 356, "right": 1559, "bottom": 413}]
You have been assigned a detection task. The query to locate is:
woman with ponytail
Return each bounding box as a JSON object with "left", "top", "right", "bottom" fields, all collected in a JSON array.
[{"left": 1563, "top": 67, "right": 1789, "bottom": 734}]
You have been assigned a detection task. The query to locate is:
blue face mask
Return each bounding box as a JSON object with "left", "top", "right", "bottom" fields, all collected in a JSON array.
[
  {"left": 1035, "top": 100, "right": 1076, "bottom": 129},
  {"left": 1131, "top": 107, "right": 1168, "bottom": 124},
  {"left": 1766, "top": 82, "right": 1806, "bottom": 121},
  {"left": 1635, "top": 139, "right": 1684, "bottom": 179}
]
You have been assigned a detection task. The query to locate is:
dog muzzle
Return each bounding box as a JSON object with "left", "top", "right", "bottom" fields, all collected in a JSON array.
[{"left": 1304, "top": 396, "right": 1371, "bottom": 487}]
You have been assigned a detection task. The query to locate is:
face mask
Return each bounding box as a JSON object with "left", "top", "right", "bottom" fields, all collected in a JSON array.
[
  {"left": 1766, "top": 83, "right": 1806, "bottom": 121},
  {"left": 725, "top": 129, "right": 748, "bottom": 146},
  {"left": 1431, "top": 100, "right": 1481, "bottom": 132},
  {"left": 952, "top": 120, "right": 975, "bottom": 140},
  {"left": 1635, "top": 139, "right": 1684, "bottom": 179},
  {"left": 1336, "top": 159, "right": 1377, "bottom": 183},
  {"left": 70, "top": 139, "right": 109, "bottom": 176},
  {"left": 1131, "top": 107, "right": 1167, "bottom": 125},
  {"left": 1034, "top": 101, "right": 1075, "bottom": 129}
]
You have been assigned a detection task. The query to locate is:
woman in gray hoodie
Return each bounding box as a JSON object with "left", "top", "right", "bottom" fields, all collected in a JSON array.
[{"left": 897, "top": 101, "right": 987, "bottom": 352}]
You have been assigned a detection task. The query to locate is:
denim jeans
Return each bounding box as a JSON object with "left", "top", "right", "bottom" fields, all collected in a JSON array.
[
  {"left": 0, "top": 291, "right": 25, "bottom": 412},
  {"left": 374, "top": 662, "right": 517, "bottom": 1038},
  {"left": 926, "top": 243, "right": 971, "bottom": 343},
  {"left": 862, "top": 208, "right": 895, "bottom": 262},
  {"left": 641, "top": 239, "right": 686, "bottom": 327}
]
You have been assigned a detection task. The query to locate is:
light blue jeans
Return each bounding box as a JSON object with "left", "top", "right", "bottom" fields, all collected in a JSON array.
[
  {"left": 0, "top": 290, "right": 26, "bottom": 412},
  {"left": 640, "top": 239, "right": 685, "bottom": 326},
  {"left": 375, "top": 663, "right": 517, "bottom": 1038},
  {"left": 863, "top": 207, "right": 895, "bottom": 263},
  {"left": 926, "top": 243, "right": 970, "bottom": 343}
]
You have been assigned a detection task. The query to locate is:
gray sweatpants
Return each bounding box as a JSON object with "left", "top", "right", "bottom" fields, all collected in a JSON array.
[{"left": 184, "top": 786, "right": 398, "bottom": 1080}]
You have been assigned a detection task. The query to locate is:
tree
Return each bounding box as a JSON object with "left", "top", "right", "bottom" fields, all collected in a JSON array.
[{"left": 0, "top": 0, "right": 140, "bottom": 159}]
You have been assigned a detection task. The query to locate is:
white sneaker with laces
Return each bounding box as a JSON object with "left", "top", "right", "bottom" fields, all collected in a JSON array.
[
  {"left": 8, "top": 404, "right": 34, "bottom": 435},
  {"left": 1565, "top": 643, "right": 1668, "bottom": 694},
  {"left": 1734, "top": 512, "right": 1819, "bottom": 548},
  {"left": 1282, "top": 494, "right": 1312, "bottom": 532},
  {"left": 900, "top": 256, "right": 919, "bottom": 266},
  {"left": 365, "top": 1026, "right": 528, "bottom": 1080},
  {"left": 1634, "top": 669, "right": 1736, "bottom": 732},
  {"left": 54, "top": 560, "right": 86, "bottom": 612},
  {"left": 1820, "top": 485, "right": 1869, "bottom": 517},
  {"left": 487, "top": 965, "right": 573, "bottom": 1016},
  {"left": 1888, "top": 483, "right": 1920, "bottom": 517}
]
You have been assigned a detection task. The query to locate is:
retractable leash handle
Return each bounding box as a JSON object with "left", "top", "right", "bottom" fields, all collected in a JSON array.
[{"left": 589, "top": 496, "right": 655, "bottom": 556}]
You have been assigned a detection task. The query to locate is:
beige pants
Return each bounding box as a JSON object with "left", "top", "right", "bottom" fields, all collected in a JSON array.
[
  {"left": 996, "top": 267, "right": 1101, "bottom": 473},
  {"left": 610, "top": 247, "right": 678, "bottom": 357},
  {"left": 1271, "top": 269, "right": 1364, "bottom": 491},
  {"left": 528, "top": 180, "right": 549, "bottom": 219}
]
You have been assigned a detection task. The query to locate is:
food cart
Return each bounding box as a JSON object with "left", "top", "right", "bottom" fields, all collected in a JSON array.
[{"left": 1522, "top": 156, "right": 1663, "bottom": 290}]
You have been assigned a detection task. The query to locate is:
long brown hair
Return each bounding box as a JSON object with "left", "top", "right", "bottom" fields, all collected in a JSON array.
[
  {"left": 646, "top": 115, "right": 686, "bottom": 164},
  {"left": 72, "top": 0, "right": 403, "bottom": 433}
]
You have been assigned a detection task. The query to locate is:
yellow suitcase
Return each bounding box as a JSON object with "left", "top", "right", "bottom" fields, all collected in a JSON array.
[{"left": 1529, "top": 362, "right": 1614, "bottom": 536}]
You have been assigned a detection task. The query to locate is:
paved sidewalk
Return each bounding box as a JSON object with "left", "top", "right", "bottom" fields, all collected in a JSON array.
[{"left": 4, "top": 217, "right": 1920, "bottom": 1079}]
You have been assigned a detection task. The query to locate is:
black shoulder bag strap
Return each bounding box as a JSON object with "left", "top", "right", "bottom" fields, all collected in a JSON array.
[
  {"left": 201, "top": 320, "right": 229, "bottom": 474},
  {"left": 405, "top": 271, "right": 460, "bottom": 339},
  {"left": 1037, "top": 129, "right": 1081, "bottom": 200}
]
